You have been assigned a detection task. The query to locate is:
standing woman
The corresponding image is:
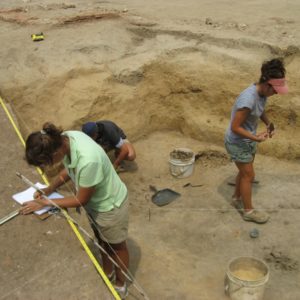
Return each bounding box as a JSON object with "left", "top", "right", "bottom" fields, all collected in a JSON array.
[
  {"left": 21, "top": 122, "right": 130, "bottom": 298},
  {"left": 225, "top": 58, "right": 288, "bottom": 224}
]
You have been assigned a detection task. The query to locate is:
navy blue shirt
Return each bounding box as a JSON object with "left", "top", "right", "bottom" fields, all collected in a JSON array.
[{"left": 95, "top": 121, "right": 126, "bottom": 151}]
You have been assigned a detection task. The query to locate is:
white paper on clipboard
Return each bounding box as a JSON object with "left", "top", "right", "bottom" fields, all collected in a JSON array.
[{"left": 12, "top": 182, "right": 63, "bottom": 215}]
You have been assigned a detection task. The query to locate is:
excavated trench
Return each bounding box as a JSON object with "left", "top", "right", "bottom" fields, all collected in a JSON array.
[
  {"left": 7, "top": 52, "right": 300, "bottom": 161},
  {"left": 0, "top": 7, "right": 299, "bottom": 160},
  {"left": 1, "top": 3, "right": 300, "bottom": 300}
]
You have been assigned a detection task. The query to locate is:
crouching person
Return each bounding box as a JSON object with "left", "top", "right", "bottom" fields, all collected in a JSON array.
[{"left": 82, "top": 120, "right": 136, "bottom": 171}]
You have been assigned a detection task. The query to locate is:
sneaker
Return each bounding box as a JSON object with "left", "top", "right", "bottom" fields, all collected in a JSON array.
[
  {"left": 114, "top": 283, "right": 128, "bottom": 299},
  {"left": 116, "top": 165, "right": 126, "bottom": 173},
  {"left": 243, "top": 209, "right": 269, "bottom": 224}
]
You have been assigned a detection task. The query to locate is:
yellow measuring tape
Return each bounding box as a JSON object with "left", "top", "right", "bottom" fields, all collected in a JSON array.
[{"left": 0, "top": 96, "right": 121, "bottom": 300}]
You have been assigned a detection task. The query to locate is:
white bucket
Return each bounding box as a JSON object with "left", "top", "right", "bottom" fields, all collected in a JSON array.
[
  {"left": 225, "top": 257, "right": 270, "bottom": 300},
  {"left": 169, "top": 148, "right": 195, "bottom": 178}
]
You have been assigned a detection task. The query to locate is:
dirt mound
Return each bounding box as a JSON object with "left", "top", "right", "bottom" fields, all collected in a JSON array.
[
  {"left": 0, "top": 3, "right": 299, "bottom": 160},
  {"left": 195, "top": 150, "right": 229, "bottom": 167},
  {"left": 58, "top": 11, "right": 120, "bottom": 25},
  {"left": 0, "top": 9, "right": 37, "bottom": 25},
  {"left": 0, "top": 4, "right": 122, "bottom": 26},
  {"left": 5, "top": 52, "right": 300, "bottom": 159},
  {"left": 265, "top": 249, "right": 298, "bottom": 271},
  {"left": 170, "top": 149, "right": 194, "bottom": 161}
]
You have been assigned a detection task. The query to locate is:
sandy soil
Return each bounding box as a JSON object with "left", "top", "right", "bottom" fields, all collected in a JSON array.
[
  {"left": 0, "top": 0, "right": 299, "bottom": 159},
  {"left": 0, "top": 105, "right": 114, "bottom": 300},
  {"left": 0, "top": 0, "right": 299, "bottom": 299},
  {"left": 124, "top": 131, "right": 300, "bottom": 299}
]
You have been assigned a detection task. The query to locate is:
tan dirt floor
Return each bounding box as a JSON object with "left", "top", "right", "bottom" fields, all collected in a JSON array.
[
  {"left": 0, "top": 104, "right": 114, "bottom": 299},
  {"left": 0, "top": 0, "right": 300, "bottom": 299},
  {"left": 123, "top": 131, "right": 300, "bottom": 299}
]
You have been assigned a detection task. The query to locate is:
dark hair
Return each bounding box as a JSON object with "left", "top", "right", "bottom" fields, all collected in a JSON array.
[
  {"left": 259, "top": 58, "right": 286, "bottom": 83},
  {"left": 25, "top": 122, "right": 63, "bottom": 167}
]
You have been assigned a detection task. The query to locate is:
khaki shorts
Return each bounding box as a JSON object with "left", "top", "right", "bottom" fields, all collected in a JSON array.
[{"left": 87, "top": 197, "right": 129, "bottom": 244}]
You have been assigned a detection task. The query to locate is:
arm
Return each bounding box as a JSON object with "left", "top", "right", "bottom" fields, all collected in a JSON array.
[
  {"left": 260, "top": 111, "right": 275, "bottom": 138},
  {"left": 50, "top": 168, "right": 71, "bottom": 191},
  {"left": 260, "top": 111, "right": 270, "bottom": 126},
  {"left": 46, "top": 186, "right": 95, "bottom": 208},
  {"left": 20, "top": 186, "right": 95, "bottom": 214},
  {"left": 113, "top": 143, "right": 129, "bottom": 168},
  {"left": 34, "top": 168, "right": 71, "bottom": 198},
  {"left": 231, "top": 108, "right": 267, "bottom": 142}
]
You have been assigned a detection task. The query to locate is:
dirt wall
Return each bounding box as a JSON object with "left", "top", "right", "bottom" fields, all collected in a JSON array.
[{"left": 0, "top": 2, "right": 299, "bottom": 159}]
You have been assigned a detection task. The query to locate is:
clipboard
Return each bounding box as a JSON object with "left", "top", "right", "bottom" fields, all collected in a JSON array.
[{"left": 12, "top": 182, "right": 63, "bottom": 220}]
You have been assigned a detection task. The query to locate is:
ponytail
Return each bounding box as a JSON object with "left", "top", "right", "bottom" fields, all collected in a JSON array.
[{"left": 25, "top": 122, "right": 63, "bottom": 167}]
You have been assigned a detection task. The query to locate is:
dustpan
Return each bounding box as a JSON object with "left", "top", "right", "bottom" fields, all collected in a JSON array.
[{"left": 149, "top": 185, "right": 180, "bottom": 206}]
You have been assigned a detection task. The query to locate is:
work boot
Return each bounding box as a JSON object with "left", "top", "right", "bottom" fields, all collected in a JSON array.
[{"left": 243, "top": 209, "right": 269, "bottom": 224}]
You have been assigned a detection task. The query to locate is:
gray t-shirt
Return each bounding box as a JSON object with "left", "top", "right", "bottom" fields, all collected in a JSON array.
[{"left": 225, "top": 84, "right": 267, "bottom": 143}]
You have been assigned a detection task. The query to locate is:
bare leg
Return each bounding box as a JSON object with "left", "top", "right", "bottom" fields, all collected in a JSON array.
[
  {"left": 110, "top": 241, "right": 129, "bottom": 287},
  {"left": 233, "top": 171, "right": 242, "bottom": 199},
  {"left": 102, "top": 244, "right": 114, "bottom": 275},
  {"left": 90, "top": 223, "right": 114, "bottom": 275},
  {"left": 89, "top": 218, "right": 129, "bottom": 281},
  {"left": 115, "top": 144, "right": 136, "bottom": 161},
  {"left": 125, "top": 143, "right": 136, "bottom": 161},
  {"left": 235, "top": 162, "right": 255, "bottom": 212}
]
